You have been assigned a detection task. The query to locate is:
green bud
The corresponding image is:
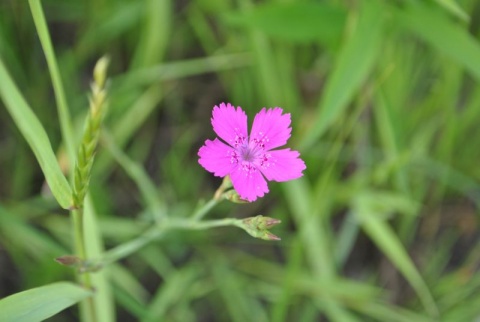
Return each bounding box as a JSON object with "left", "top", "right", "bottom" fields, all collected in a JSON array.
[
  {"left": 214, "top": 175, "right": 234, "bottom": 200},
  {"left": 241, "top": 215, "right": 282, "bottom": 241},
  {"left": 55, "top": 255, "right": 81, "bottom": 267},
  {"left": 223, "top": 189, "right": 249, "bottom": 204},
  {"left": 93, "top": 56, "right": 110, "bottom": 90},
  {"left": 72, "top": 55, "right": 109, "bottom": 209},
  {"left": 55, "top": 255, "right": 102, "bottom": 273}
]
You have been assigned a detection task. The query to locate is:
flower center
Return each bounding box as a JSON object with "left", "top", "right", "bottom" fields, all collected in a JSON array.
[
  {"left": 240, "top": 144, "right": 256, "bottom": 162},
  {"left": 229, "top": 134, "right": 273, "bottom": 174}
]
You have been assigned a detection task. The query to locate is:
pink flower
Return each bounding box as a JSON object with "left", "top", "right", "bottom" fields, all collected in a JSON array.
[{"left": 198, "top": 102, "right": 306, "bottom": 202}]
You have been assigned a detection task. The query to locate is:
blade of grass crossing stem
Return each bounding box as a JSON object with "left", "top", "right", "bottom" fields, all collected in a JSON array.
[
  {"left": 301, "top": 0, "right": 383, "bottom": 150},
  {"left": 82, "top": 197, "right": 115, "bottom": 322},
  {"left": 397, "top": 2, "right": 480, "bottom": 82},
  {"left": 355, "top": 202, "right": 438, "bottom": 317},
  {"left": 0, "top": 58, "right": 72, "bottom": 209},
  {"left": 0, "top": 282, "right": 92, "bottom": 322},
  {"left": 28, "top": 0, "right": 76, "bottom": 163}
]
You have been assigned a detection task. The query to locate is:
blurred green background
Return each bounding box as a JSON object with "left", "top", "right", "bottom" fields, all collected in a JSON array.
[{"left": 1, "top": 0, "right": 480, "bottom": 321}]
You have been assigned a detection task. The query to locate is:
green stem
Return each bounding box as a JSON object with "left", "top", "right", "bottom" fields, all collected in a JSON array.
[
  {"left": 72, "top": 209, "right": 92, "bottom": 287},
  {"left": 99, "top": 217, "right": 241, "bottom": 267},
  {"left": 169, "top": 217, "right": 241, "bottom": 230},
  {"left": 72, "top": 209, "right": 88, "bottom": 263},
  {"left": 72, "top": 208, "right": 96, "bottom": 322},
  {"left": 101, "top": 226, "right": 164, "bottom": 265},
  {"left": 192, "top": 198, "right": 221, "bottom": 221}
]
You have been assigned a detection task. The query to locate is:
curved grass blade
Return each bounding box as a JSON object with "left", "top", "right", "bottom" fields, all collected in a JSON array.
[
  {"left": 28, "top": 0, "right": 76, "bottom": 163},
  {"left": 354, "top": 192, "right": 438, "bottom": 317},
  {"left": 301, "top": 0, "right": 383, "bottom": 149},
  {"left": 0, "top": 282, "right": 92, "bottom": 322},
  {"left": 0, "top": 58, "right": 72, "bottom": 209},
  {"left": 397, "top": 2, "right": 480, "bottom": 82}
]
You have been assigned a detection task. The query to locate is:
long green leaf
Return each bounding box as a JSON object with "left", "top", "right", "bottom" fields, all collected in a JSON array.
[
  {"left": 354, "top": 192, "right": 438, "bottom": 317},
  {"left": 0, "top": 58, "right": 72, "bottom": 209},
  {"left": 397, "top": 2, "right": 480, "bottom": 82},
  {"left": 0, "top": 282, "right": 92, "bottom": 322},
  {"left": 28, "top": 0, "right": 76, "bottom": 163},
  {"left": 223, "top": 2, "right": 346, "bottom": 45},
  {"left": 301, "top": 0, "right": 383, "bottom": 149}
]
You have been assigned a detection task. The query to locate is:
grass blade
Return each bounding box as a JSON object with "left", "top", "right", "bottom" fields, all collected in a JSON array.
[
  {"left": 0, "top": 282, "right": 92, "bottom": 322},
  {"left": 0, "top": 58, "right": 72, "bottom": 209},
  {"left": 28, "top": 0, "right": 76, "bottom": 163},
  {"left": 301, "top": 0, "right": 383, "bottom": 149},
  {"left": 354, "top": 192, "right": 438, "bottom": 317},
  {"left": 397, "top": 2, "right": 480, "bottom": 82}
]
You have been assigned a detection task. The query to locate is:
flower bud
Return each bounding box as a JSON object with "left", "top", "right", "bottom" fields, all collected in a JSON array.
[
  {"left": 55, "top": 255, "right": 102, "bottom": 273},
  {"left": 214, "top": 175, "right": 234, "bottom": 200},
  {"left": 93, "top": 56, "right": 110, "bottom": 90},
  {"left": 223, "top": 189, "right": 249, "bottom": 204},
  {"left": 241, "top": 215, "right": 282, "bottom": 241},
  {"left": 55, "top": 255, "right": 81, "bottom": 267}
]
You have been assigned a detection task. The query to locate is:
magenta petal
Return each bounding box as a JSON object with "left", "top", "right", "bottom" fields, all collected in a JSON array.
[
  {"left": 211, "top": 102, "right": 248, "bottom": 147},
  {"left": 198, "top": 139, "right": 237, "bottom": 177},
  {"left": 230, "top": 165, "right": 269, "bottom": 202},
  {"left": 260, "top": 149, "right": 306, "bottom": 182},
  {"left": 250, "top": 107, "right": 292, "bottom": 150}
]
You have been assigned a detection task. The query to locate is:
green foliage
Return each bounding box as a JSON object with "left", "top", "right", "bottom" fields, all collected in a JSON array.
[
  {"left": 0, "top": 282, "right": 92, "bottom": 322},
  {"left": 1, "top": 0, "right": 480, "bottom": 321},
  {"left": 0, "top": 59, "right": 72, "bottom": 209}
]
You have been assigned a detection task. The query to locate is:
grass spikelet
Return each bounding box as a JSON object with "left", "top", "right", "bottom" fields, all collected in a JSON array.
[{"left": 72, "top": 56, "right": 110, "bottom": 208}]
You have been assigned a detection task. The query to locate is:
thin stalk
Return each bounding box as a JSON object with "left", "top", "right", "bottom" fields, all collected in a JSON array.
[
  {"left": 192, "top": 198, "right": 221, "bottom": 221},
  {"left": 28, "top": 0, "right": 76, "bottom": 163},
  {"left": 101, "top": 226, "right": 164, "bottom": 266},
  {"left": 72, "top": 209, "right": 88, "bottom": 266},
  {"left": 100, "top": 217, "right": 241, "bottom": 266},
  {"left": 168, "top": 217, "right": 241, "bottom": 230},
  {"left": 71, "top": 57, "right": 109, "bottom": 322},
  {"left": 72, "top": 208, "right": 95, "bottom": 322}
]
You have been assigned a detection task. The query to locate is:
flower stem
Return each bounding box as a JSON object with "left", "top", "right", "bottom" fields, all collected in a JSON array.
[
  {"left": 168, "top": 217, "right": 242, "bottom": 230},
  {"left": 72, "top": 208, "right": 96, "bottom": 322},
  {"left": 72, "top": 209, "right": 88, "bottom": 265},
  {"left": 98, "top": 217, "right": 241, "bottom": 267},
  {"left": 101, "top": 226, "right": 164, "bottom": 266},
  {"left": 191, "top": 198, "right": 221, "bottom": 221}
]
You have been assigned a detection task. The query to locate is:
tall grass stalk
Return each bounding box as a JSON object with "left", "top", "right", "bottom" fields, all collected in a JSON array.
[{"left": 71, "top": 57, "right": 109, "bottom": 322}]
